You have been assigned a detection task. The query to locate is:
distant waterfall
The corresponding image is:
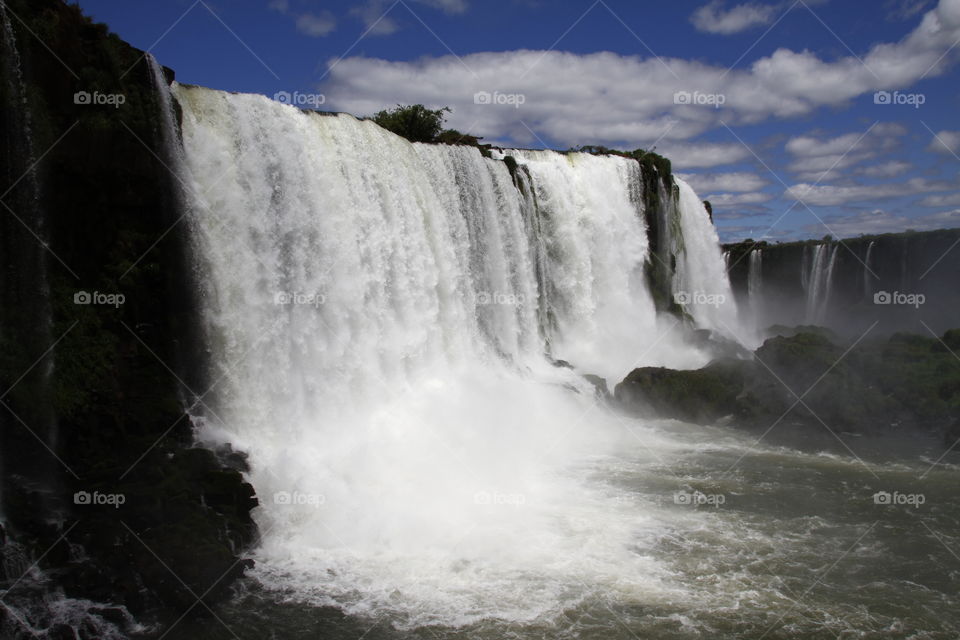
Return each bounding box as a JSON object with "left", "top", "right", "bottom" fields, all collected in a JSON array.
[
  {"left": 747, "top": 249, "right": 763, "bottom": 324},
  {"left": 747, "top": 249, "right": 762, "bottom": 308},
  {"left": 804, "top": 243, "right": 839, "bottom": 324},
  {"left": 170, "top": 83, "right": 739, "bottom": 627},
  {"left": 863, "top": 241, "right": 876, "bottom": 299}
]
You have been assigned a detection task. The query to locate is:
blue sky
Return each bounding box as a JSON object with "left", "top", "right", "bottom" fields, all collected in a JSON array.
[{"left": 77, "top": 0, "right": 960, "bottom": 242}]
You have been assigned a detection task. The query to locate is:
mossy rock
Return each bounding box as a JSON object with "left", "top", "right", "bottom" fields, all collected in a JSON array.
[{"left": 615, "top": 359, "right": 746, "bottom": 424}]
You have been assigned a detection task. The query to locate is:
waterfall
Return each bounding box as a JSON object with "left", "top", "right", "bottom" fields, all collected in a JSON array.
[
  {"left": 863, "top": 240, "right": 876, "bottom": 299},
  {"left": 672, "top": 178, "right": 741, "bottom": 341},
  {"left": 170, "top": 83, "right": 739, "bottom": 627},
  {"left": 505, "top": 150, "right": 711, "bottom": 375},
  {"left": 147, "top": 54, "right": 184, "bottom": 171},
  {"left": 747, "top": 248, "right": 763, "bottom": 326},
  {"left": 804, "top": 243, "right": 838, "bottom": 324}
]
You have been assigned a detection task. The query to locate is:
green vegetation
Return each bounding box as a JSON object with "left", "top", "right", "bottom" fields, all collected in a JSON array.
[
  {"left": 371, "top": 103, "right": 452, "bottom": 143},
  {"left": 570, "top": 144, "right": 672, "bottom": 179}
]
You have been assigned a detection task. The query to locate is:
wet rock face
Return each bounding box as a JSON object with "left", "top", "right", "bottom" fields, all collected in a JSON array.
[
  {"left": 0, "top": 0, "right": 257, "bottom": 629},
  {"left": 615, "top": 360, "right": 745, "bottom": 425},
  {"left": 615, "top": 328, "right": 960, "bottom": 442}
]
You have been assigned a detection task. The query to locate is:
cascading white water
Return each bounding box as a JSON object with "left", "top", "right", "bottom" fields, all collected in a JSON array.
[
  {"left": 747, "top": 248, "right": 764, "bottom": 332},
  {"left": 170, "top": 83, "right": 743, "bottom": 628},
  {"left": 504, "top": 150, "right": 709, "bottom": 376},
  {"left": 672, "top": 178, "right": 742, "bottom": 341},
  {"left": 804, "top": 243, "right": 839, "bottom": 324}
]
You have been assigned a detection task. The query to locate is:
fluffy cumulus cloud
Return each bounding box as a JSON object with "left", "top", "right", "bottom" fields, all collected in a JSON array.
[
  {"left": 783, "top": 123, "right": 908, "bottom": 181},
  {"left": 690, "top": 1, "right": 778, "bottom": 35},
  {"left": 320, "top": 0, "right": 960, "bottom": 159}
]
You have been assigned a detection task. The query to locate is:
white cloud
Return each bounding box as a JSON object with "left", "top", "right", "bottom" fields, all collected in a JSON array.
[
  {"left": 857, "top": 160, "right": 912, "bottom": 177},
  {"left": 418, "top": 0, "right": 468, "bottom": 13},
  {"left": 349, "top": 0, "right": 468, "bottom": 36},
  {"left": 785, "top": 177, "right": 953, "bottom": 205},
  {"left": 784, "top": 124, "right": 907, "bottom": 180},
  {"left": 690, "top": 1, "right": 778, "bottom": 34},
  {"left": 350, "top": 0, "right": 400, "bottom": 35},
  {"left": 677, "top": 171, "right": 768, "bottom": 192},
  {"left": 296, "top": 11, "right": 336, "bottom": 37},
  {"left": 321, "top": 0, "right": 960, "bottom": 157},
  {"left": 886, "top": 0, "right": 934, "bottom": 20},
  {"left": 704, "top": 191, "right": 775, "bottom": 206},
  {"left": 927, "top": 130, "right": 960, "bottom": 155},
  {"left": 918, "top": 192, "right": 960, "bottom": 206},
  {"left": 804, "top": 208, "right": 960, "bottom": 236},
  {"left": 657, "top": 142, "right": 753, "bottom": 169}
]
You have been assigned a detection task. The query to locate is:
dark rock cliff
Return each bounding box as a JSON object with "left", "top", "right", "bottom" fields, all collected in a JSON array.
[
  {"left": 725, "top": 229, "right": 960, "bottom": 336},
  {"left": 0, "top": 0, "right": 257, "bottom": 635}
]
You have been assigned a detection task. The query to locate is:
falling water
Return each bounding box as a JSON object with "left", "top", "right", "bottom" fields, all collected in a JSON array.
[
  {"left": 168, "top": 83, "right": 746, "bottom": 628},
  {"left": 747, "top": 248, "right": 763, "bottom": 311},
  {"left": 673, "top": 178, "right": 742, "bottom": 341},
  {"left": 804, "top": 243, "right": 839, "bottom": 324},
  {"left": 863, "top": 240, "right": 876, "bottom": 299}
]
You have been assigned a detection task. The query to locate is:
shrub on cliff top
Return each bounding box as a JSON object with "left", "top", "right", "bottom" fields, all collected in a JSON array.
[{"left": 372, "top": 104, "right": 451, "bottom": 143}]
